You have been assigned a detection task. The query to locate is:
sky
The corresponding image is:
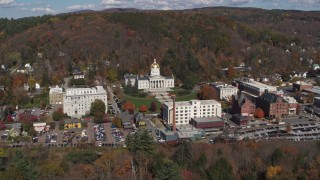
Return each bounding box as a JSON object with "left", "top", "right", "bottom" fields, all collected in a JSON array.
[{"left": 0, "top": 0, "right": 319, "bottom": 19}]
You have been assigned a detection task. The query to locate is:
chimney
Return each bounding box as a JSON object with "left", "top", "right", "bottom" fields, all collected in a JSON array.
[{"left": 172, "top": 95, "right": 176, "bottom": 132}]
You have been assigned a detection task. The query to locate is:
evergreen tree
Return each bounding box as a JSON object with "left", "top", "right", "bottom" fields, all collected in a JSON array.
[
  {"left": 153, "top": 158, "right": 182, "bottom": 180},
  {"left": 207, "top": 157, "right": 233, "bottom": 180},
  {"left": 126, "top": 130, "right": 154, "bottom": 155},
  {"left": 173, "top": 142, "right": 192, "bottom": 167}
]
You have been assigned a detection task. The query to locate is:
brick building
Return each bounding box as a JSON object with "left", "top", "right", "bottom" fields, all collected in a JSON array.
[
  {"left": 232, "top": 94, "right": 255, "bottom": 117},
  {"left": 293, "top": 81, "right": 313, "bottom": 92},
  {"left": 256, "top": 93, "right": 289, "bottom": 119}
]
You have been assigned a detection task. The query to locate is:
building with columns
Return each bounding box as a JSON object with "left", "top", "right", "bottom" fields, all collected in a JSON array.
[{"left": 124, "top": 59, "right": 174, "bottom": 91}]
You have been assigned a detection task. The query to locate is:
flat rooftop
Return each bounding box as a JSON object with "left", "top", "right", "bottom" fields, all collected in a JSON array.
[
  {"left": 305, "top": 87, "right": 320, "bottom": 95},
  {"left": 192, "top": 116, "right": 223, "bottom": 123},
  {"left": 164, "top": 99, "right": 220, "bottom": 107},
  {"left": 242, "top": 80, "right": 276, "bottom": 90}
]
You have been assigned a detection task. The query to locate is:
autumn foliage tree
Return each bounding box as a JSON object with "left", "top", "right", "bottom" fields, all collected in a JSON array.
[
  {"left": 226, "top": 66, "right": 236, "bottom": 80},
  {"left": 139, "top": 105, "right": 148, "bottom": 113},
  {"left": 254, "top": 108, "right": 265, "bottom": 118},
  {"left": 197, "top": 85, "right": 218, "bottom": 100},
  {"left": 150, "top": 101, "right": 157, "bottom": 112},
  {"left": 123, "top": 101, "right": 135, "bottom": 114}
]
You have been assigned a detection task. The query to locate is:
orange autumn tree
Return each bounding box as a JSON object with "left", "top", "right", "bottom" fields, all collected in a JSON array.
[
  {"left": 197, "top": 84, "right": 218, "bottom": 100},
  {"left": 123, "top": 101, "right": 135, "bottom": 114},
  {"left": 139, "top": 105, "right": 148, "bottom": 113},
  {"left": 254, "top": 108, "right": 264, "bottom": 118}
]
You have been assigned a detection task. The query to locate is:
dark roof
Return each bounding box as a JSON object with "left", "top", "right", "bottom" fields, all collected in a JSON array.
[
  {"left": 137, "top": 76, "right": 149, "bottom": 80},
  {"left": 232, "top": 114, "right": 248, "bottom": 121},
  {"left": 259, "top": 93, "right": 280, "bottom": 103},
  {"left": 124, "top": 74, "right": 137, "bottom": 79},
  {"left": 72, "top": 67, "right": 82, "bottom": 75},
  {"left": 134, "top": 112, "right": 144, "bottom": 121}
]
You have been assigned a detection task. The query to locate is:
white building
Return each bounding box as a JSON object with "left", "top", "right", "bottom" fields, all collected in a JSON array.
[
  {"left": 63, "top": 86, "right": 107, "bottom": 118},
  {"left": 212, "top": 82, "right": 238, "bottom": 100},
  {"left": 49, "top": 86, "right": 64, "bottom": 104},
  {"left": 283, "top": 96, "right": 298, "bottom": 115},
  {"left": 162, "top": 99, "right": 221, "bottom": 126},
  {"left": 124, "top": 59, "right": 174, "bottom": 91},
  {"left": 74, "top": 73, "right": 85, "bottom": 79},
  {"left": 238, "top": 78, "right": 277, "bottom": 97}
]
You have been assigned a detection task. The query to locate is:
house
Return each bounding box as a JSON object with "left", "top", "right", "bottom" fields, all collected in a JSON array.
[
  {"left": 256, "top": 93, "right": 289, "bottom": 119},
  {"left": 134, "top": 112, "right": 146, "bottom": 127},
  {"left": 33, "top": 122, "right": 49, "bottom": 133},
  {"left": 0, "top": 85, "right": 5, "bottom": 91},
  {"left": 232, "top": 93, "right": 255, "bottom": 117},
  {"left": 312, "top": 64, "right": 320, "bottom": 70},
  {"left": 72, "top": 67, "right": 84, "bottom": 79},
  {"left": 211, "top": 82, "right": 238, "bottom": 100}
]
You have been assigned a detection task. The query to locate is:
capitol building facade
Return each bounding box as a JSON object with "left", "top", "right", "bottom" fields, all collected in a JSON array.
[{"left": 124, "top": 59, "right": 174, "bottom": 91}]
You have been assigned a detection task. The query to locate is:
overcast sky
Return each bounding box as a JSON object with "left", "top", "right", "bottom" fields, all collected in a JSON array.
[{"left": 0, "top": 0, "right": 319, "bottom": 19}]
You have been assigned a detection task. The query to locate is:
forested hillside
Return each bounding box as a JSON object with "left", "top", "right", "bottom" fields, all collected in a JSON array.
[
  {"left": 0, "top": 140, "right": 320, "bottom": 179},
  {"left": 0, "top": 7, "right": 319, "bottom": 88}
]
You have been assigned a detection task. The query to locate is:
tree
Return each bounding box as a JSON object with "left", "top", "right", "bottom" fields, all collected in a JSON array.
[
  {"left": 226, "top": 66, "right": 236, "bottom": 79},
  {"left": 94, "top": 111, "right": 105, "bottom": 124},
  {"left": 139, "top": 105, "right": 148, "bottom": 113},
  {"left": 153, "top": 158, "right": 183, "bottom": 180},
  {"left": 65, "top": 149, "right": 98, "bottom": 164},
  {"left": 106, "top": 68, "right": 118, "bottom": 82},
  {"left": 126, "top": 130, "right": 154, "bottom": 155},
  {"left": 254, "top": 108, "right": 264, "bottom": 118},
  {"left": 150, "top": 101, "right": 157, "bottom": 112},
  {"left": 173, "top": 142, "right": 192, "bottom": 167},
  {"left": 90, "top": 99, "right": 106, "bottom": 116},
  {"left": 197, "top": 85, "right": 218, "bottom": 100},
  {"left": 112, "top": 116, "right": 122, "bottom": 128},
  {"left": 266, "top": 165, "right": 282, "bottom": 179},
  {"left": 123, "top": 101, "right": 135, "bottom": 113},
  {"left": 27, "top": 76, "right": 36, "bottom": 92},
  {"left": 52, "top": 107, "right": 65, "bottom": 121},
  {"left": 207, "top": 157, "right": 233, "bottom": 180}
]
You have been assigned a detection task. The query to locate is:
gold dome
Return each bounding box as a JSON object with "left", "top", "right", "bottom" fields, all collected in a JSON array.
[{"left": 151, "top": 59, "right": 160, "bottom": 69}]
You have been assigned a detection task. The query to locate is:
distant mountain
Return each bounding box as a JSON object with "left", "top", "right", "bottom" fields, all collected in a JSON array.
[{"left": 0, "top": 7, "right": 319, "bottom": 87}]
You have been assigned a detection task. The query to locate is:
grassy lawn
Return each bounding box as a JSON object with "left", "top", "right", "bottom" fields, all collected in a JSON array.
[
  {"left": 170, "top": 88, "right": 198, "bottom": 101},
  {"left": 176, "top": 91, "right": 198, "bottom": 101},
  {"left": 123, "top": 94, "right": 162, "bottom": 113}
]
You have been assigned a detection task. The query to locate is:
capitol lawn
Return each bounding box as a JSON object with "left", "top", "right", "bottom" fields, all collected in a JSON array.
[
  {"left": 123, "top": 88, "right": 198, "bottom": 113},
  {"left": 123, "top": 94, "right": 162, "bottom": 113}
]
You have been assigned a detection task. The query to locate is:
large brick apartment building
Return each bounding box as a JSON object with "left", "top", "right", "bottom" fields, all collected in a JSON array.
[{"left": 256, "top": 93, "right": 289, "bottom": 119}]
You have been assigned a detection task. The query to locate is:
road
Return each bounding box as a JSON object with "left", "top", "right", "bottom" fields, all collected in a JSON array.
[
  {"left": 106, "top": 86, "right": 120, "bottom": 114},
  {"left": 144, "top": 119, "right": 158, "bottom": 141}
]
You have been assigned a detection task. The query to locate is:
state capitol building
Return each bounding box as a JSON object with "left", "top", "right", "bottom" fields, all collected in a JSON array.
[{"left": 124, "top": 59, "right": 174, "bottom": 91}]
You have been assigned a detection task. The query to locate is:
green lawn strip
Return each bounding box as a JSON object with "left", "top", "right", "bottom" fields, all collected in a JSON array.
[
  {"left": 175, "top": 91, "right": 197, "bottom": 101},
  {"left": 123, "top": 94, "right": 162, "bottom": 113}
]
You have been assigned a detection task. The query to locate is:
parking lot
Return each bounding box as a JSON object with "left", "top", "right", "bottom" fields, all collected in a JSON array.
[{"left": 237, "top": 121, "right": 320, "bottom": 141}]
